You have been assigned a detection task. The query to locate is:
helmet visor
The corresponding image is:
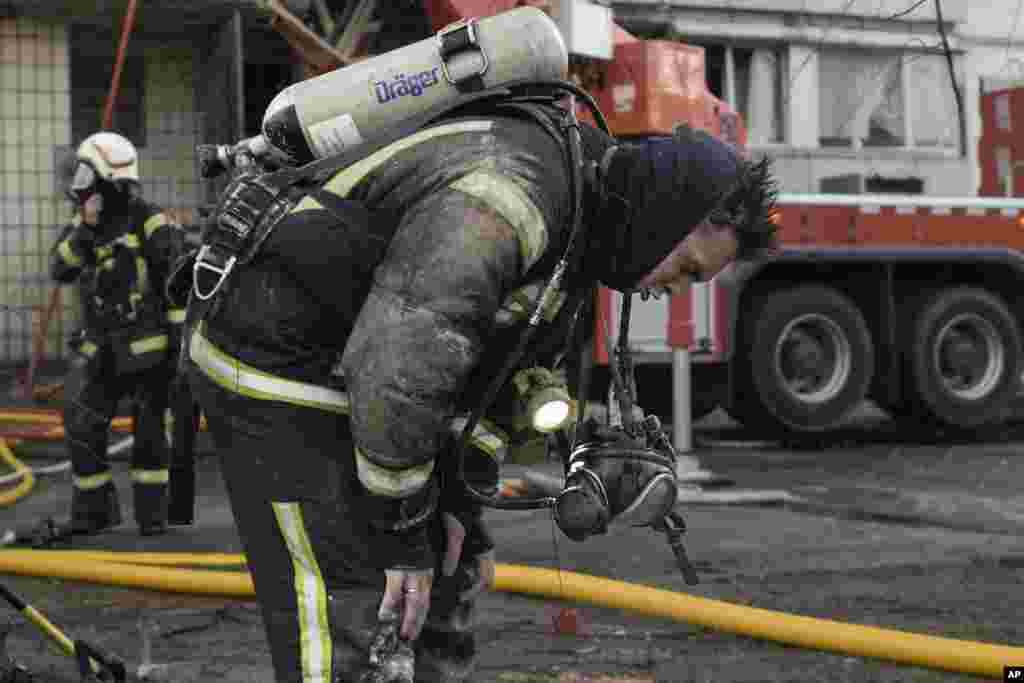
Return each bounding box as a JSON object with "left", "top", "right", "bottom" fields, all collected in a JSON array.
[{"left": 70, "top": 162, "right": 97, "bottom": 195}]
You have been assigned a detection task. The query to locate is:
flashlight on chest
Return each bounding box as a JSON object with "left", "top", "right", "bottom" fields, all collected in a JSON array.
[{"left": 511, "top": 366, "right": 573, "bottom": 434}]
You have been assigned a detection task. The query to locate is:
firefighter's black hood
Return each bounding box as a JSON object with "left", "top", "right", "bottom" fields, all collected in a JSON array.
[{"left": 589, "top": 125, "right": 745, "bottom": 292}]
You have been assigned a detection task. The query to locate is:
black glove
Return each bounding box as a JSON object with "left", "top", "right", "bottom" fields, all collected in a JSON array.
[
  {"left": 436, "top": 444, "right": 497, "bottom": 560},
  {"left": 357, "top": 476, "right": 439, "bottom": 571},
  {"left": 69, "top": 224, "right": 97, "bottom": 265}
]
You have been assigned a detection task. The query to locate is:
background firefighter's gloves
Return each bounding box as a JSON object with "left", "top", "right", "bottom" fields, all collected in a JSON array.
[
  {"left": 359, "top": 477, "right": 440, "bottom": 571},
  {"left": 554, "top": 418, "right": 678, "bottom": 541},
  {"left": 69, "top": 223, "right": 98, "bottom": 265}
]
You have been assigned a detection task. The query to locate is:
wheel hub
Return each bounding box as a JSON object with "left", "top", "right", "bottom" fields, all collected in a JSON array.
[
  {"left": 933, "top": 313, "right": 1004, "bottom": 401},
  {"left": 774, "top": 314, "right": 852, "bottom": 404}
]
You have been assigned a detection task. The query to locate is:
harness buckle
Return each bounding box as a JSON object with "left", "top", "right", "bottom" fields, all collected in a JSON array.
[
  {"left": 437, "top": 18, "right": 489, "bottom": 88},
  {"left": 192, "top": 244, "right": 236, "bottom": 301}
]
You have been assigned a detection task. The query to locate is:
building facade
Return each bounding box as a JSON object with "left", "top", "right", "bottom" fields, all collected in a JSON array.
[{"left": 611, "top": 0, "right": 1022, "bottom": 198}]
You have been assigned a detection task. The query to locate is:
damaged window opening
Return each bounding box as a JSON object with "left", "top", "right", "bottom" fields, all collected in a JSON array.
[
  {"left": 695, "top": 43, "right": 786, "bottom": 146},
  {"left": 818, "top": 47, "right": 959, "bottom": 151}
]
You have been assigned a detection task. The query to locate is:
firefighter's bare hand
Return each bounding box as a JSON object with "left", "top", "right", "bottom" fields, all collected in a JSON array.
[
  {"left": 379, "top": 568, "right": 434, "bottom": 641},
  {"left": 81, "top": 194, "right": 103, "bottom": 226},
  {"left": 441, "top": 512, "right": 466, "bottom": 577}
]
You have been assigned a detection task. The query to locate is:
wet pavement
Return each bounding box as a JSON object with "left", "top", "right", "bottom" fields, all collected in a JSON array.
[{"left": 0, "top": 400, "right": 1023, "bottom": 682}]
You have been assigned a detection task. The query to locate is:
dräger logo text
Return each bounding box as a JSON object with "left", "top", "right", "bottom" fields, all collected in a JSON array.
[{"left": 373, "top": 69, "right": 441, "bottom": 104}]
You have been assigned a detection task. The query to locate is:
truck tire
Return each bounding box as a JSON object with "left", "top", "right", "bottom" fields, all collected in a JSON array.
[
  {"left": 731, "top": 285, "right": 874, "bottom": 433},
  {"left": 904, "top": 287, "right": 1021, "bottom": 429}
]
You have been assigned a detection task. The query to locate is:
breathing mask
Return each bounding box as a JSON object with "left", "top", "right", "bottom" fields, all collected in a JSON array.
[{"left": 553, "top": 416, "right": 679, "bottom": 541}]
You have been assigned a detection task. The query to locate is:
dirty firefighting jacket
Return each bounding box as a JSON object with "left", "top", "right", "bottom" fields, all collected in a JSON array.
[
  {"left": 51, "top": 192, "right": 186, "bottom": 374},
  {"left": 189, "top": 110, "right": 626, "bottom": 565}
]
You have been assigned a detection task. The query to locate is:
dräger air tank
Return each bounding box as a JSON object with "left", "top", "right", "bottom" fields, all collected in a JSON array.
[{"left": 260, "top": 6, "right": 569, "bottom": 164}]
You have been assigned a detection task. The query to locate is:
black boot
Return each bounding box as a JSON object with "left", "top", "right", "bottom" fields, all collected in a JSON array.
[
  {"left": 70, "top": 482, "right": 123, "bottom": 534},
  {"left": 133, "top": 480, "right": 169, "bottom": 536}
]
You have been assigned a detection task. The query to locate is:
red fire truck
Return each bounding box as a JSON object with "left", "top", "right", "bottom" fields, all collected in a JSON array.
[{"left": 271, "top": 0, "right": 1024, "bottom": 435}]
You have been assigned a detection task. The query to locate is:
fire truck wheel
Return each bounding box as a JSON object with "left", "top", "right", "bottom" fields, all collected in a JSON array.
[
  {"left": 732, "top": 285, "right": 874, "bottom": 433},
  {"left": 904, "top": 287, "right": 1021, "bottom": 429}
]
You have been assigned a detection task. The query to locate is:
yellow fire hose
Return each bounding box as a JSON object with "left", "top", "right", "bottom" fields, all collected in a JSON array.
[
  {"left": 0, "top": 409, "right": 133, "bottom": 431},
  {"left": 0, "top": 550, "right": 1020, "bottom": 678},
  {"left": 0, "top": 439, "right": 34, "bottom": 507}
]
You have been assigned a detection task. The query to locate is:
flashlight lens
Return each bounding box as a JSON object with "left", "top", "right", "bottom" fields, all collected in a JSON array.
[{"left": 532, "top": 399, "right": 571, "bottom": 432}]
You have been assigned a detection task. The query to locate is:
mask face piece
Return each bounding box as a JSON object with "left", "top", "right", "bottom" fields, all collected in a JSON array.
[
  {"left": 70, "top": 162, "right": 98, "bottom": 203},
  {"left": 553, "top": 420, "right": 679, "bottom": 541}
]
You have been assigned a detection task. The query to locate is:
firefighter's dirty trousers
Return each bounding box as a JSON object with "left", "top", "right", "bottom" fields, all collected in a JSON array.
[
  {"left": 64, "top": 355, "right": 174, "bottom": 533},
  {"left": 190, "top": 368, "right": 486, "bottom": 683}
]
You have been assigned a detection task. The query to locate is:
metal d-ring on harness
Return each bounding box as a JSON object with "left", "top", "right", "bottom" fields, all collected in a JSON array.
[{"left": 191, "top": 247, "right": 235, "bottom": 302}]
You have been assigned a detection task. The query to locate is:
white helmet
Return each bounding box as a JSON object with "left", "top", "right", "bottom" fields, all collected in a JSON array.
[{"left": 70, "top": 131, "right": 139, "bottom": 198}]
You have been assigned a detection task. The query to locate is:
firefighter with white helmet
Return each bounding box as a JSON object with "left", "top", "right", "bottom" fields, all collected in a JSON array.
[{"left": 50, "top": 131, "right": 188, "bottom": 537}]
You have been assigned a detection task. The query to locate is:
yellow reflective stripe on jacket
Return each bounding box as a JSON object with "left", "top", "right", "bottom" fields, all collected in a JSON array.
[
  {"left": 135, "top": 255, "right": 148, "bottom": 292},
  {"left": 166, "top": 308, "right": 186, "bottom": 324},
  {"left": 143, "top": 213, "right": 169, "bottom": 238},
  {"left": 292, "top": 194, "right": 324, "bottom": 214},
  {"left": 272, "top": 502, "right": 333, "bottom": 682},
  {"left": 130, "top": 468, "right": 169, "bottom": 485},
  {"left": 58, "top": 239, "right": 82, "bottom": 267},
  {"left": 450, "top": 416, "right": 508, "bottom": 463},
  {"left": 95, "top": 234, "right": 140, "bottom": 262},
  {"left": 73, "top": 471, "right": 112, "bottom": 490},
  {"left": 355, "top": 447, "right": 435, "bottom": 498},
  {"left": 80, "top": 341, "right": 98, "bottom": 357},
  {"left": 117, "top": 233, "right": 141, "bottom": 249},
  {"left": 130, "top": 334, "right": 168, "bottom": 355},
  {"left": 450, "top": 170, "right": 548, "bottom": 275},
  {"left": 322, "top": 120, "right": 494, "bottom": 199},
  {"left": 190, "top": 326, "right": 350, "bottom": 414}
]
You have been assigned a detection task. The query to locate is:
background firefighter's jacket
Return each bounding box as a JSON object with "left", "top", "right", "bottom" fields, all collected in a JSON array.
[{"left": 50, "top": 193, "right": 187, "bottom": 375}]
